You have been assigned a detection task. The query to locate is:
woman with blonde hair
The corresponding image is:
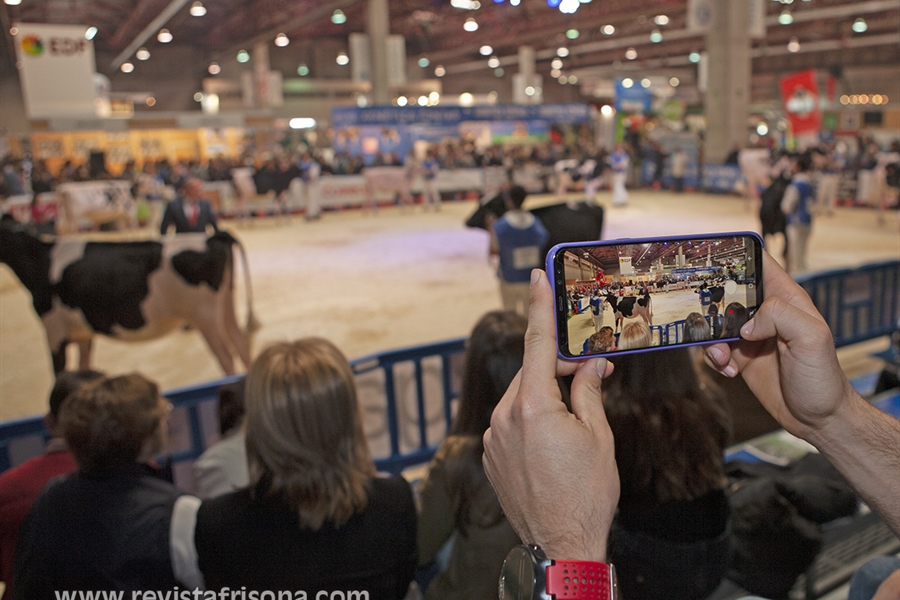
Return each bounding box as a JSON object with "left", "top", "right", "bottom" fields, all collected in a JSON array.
[
  {"left": 618, "top": 320, "right": 652, "bottom": 350},
  {"left": 194, "top": 338, "right": 416, "bottom": 598}
]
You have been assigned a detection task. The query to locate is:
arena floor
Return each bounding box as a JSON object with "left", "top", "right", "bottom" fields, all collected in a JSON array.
[{"left": 1, "top": 189, "right": 897, "bottom": 421}]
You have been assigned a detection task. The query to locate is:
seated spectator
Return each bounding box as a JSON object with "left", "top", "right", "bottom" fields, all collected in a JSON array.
[
  {"left": 708, "top": 303, "right": 722, "bottom": 339},
  {"left": 585, "top": 326, "right": 616, "bottom": 354},
  {"left": 683, "top": 312, "right": 712, "bottom": 343},
  {"left": 722, "top": 302, "right": 750, "bottom": 339},
  {"left": 618, "top": 320, "right": 652, "bottom": 350},
  {"left": 13, "top": 374, "right": 202, "bottom": 598},
  {"left": 604, "top": 348, "right": 732, "bottom": 600},
  {"left": 193, "top": 380, "right": 249, "bottom": 499},
  {"left": 417, "top": 311, "right": 526, "bottom": 599},
  {"left": 0, "top": 370, "right": 103, "bottom": 598},
  {"left": 193, "top": 339, "right": 416, "bottom": 598}
]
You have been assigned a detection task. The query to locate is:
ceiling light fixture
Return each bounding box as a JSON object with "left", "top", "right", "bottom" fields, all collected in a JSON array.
[
  {"left": 121, "top": 61, "right": 134, "bottom": 73},
  {"left": 778, "top": 9, "right": 793, "bottom": 25},
  {"left": 654, "top": 14, "right": 669, "bottom": 26},
  {"left": 480, "top": 45, "right": 493, "bottom": 56},
  {"left": 557, "top": 47, "right": 570, "bottom": 57},
  {"left": 601, "top": 24, "right": 615, "bottom": 35},
  {"left": 336, "top": 52, "right": 349, "bottom": 65},
  {"left": 487, "top": 56, "right": 500, "bottom": 68},
  {"left": 237, "top": 50, "right": 250, "bottom": 63},
  {"left": 625, "top": 47, "right": 637, "bottom": 60},
  {"left": 787, "top": 37, "right": 800, "bottom": 52},
  {"left": 274, "top": 33, "right": 289, "bottom": 47},
  {"left": 464, "top": 18, "right": 479, "bottom": 32},
  {"left": 84, "top": 26, "right": 98, "bottom": 40},
  {"left": 297, "top": 64, "right": 309, "bottom": 76},
  {"left": 852, "top": 18, "right": 867, "bottom": 33},
  {"left": 559, "top": 0, "right": 580, "bottom": 14},
  {"left": 157, "top": 29, "right": 173, "bottom": 43},
  {"left": 688, "top": 51, "right": 701, "bottom": 63},
  {"left": 418, "top": 57, "right": 430, "bottom": 67},
  {"left": 208, "top": 62, "right": 220, "bottom": 74},
  {"left": 136, "top": 47, "right": 150, "bottom": 60},
  {"left": 566, "top": 29, "right": 579, "bottom": 39},
  {"left": 332, "top": 9, "right": 347, "bottom": 24},
  {"left": 434, "top": 65, "right": 446, "bottom": 77},
  {"left": 4, "top": 0, "right": 22, "bottom": 6},
  {"left": 650, "top": 29, "right": 663, "bottom": 43},
  {"left": 189, "top": 1, "right": 206, "bottom": 17}
]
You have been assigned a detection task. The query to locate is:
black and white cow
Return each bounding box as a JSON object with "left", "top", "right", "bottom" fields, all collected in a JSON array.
[
  {"left": 605, "top": 292, "right": 652, "bottom": 333},
  {"left": 697, "top": 282, "right": 726, "bottom": 313},
  {"left": 0, "top": 216, "right": 258, "bottom": 374}
]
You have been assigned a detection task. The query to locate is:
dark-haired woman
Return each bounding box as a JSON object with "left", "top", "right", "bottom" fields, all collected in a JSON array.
[
  {"left": 417, "top": 311, "right": 526, "bottom": 600},
  {"left": 605, "top": 349, "right": 732, "bottom": 600},
  {"left": 721, "top": 301, "right": 749, "bottom": 339}
]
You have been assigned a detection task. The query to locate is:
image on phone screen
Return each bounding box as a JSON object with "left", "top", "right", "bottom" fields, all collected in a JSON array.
[{"left": 548, "top": 233, "right": 763, "bottom": 358}]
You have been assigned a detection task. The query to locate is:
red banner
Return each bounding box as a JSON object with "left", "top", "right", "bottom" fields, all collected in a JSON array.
[{"left": 780, "top": 69, "right": 821, "bottom": 135}]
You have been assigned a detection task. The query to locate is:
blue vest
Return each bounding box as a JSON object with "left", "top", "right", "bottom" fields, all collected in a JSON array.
[
  {"left": 787, "top": 179, "right": 815, "bottom": 226},
  {"left": 494, "top": 214, "right": 549, "bottom": 283}
]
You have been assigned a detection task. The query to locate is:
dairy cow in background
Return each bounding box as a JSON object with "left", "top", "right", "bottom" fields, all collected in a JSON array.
[{"left": 0, "top": 215, "right": 258, "bottom": 374}]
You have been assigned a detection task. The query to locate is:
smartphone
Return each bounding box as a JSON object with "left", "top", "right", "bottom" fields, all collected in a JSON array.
[{"left": 546, "top": 232, "right": 765, "bottom": 359}]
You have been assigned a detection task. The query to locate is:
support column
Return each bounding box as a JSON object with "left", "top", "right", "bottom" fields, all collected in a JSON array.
[
  {"left": 368, "top": 0, "right": 390, "bottom": 105},
  {"left": 252, "top": 42, "right": 270, "bottom": 108},
  {"left": 704, "top": 0, "right": 751, "bottom": 162},
  {"left": 514, "top": 46, "right": 537, "bottom": 104}
]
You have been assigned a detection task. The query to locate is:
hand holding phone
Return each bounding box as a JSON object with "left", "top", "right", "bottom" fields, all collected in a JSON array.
[{"left": 546, "top": 232, "right": 765, "bottom": 359}]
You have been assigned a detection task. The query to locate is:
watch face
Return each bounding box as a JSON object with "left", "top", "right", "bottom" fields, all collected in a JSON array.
[{"left": 499, "top": 546, "right": 535, "bottom": 600}]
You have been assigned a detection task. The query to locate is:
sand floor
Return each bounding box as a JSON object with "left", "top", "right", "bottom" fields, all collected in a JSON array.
[{"left": 1, "top": 189, "right": 898, "bottom": 421}]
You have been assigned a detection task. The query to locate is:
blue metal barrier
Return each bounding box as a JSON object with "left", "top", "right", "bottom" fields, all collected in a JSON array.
[
  {"left": 0, "top": 338, "right": 467, "bottom": 483},
  {"left": 797, "top": 260, "right": 899, "bottom": 348}
]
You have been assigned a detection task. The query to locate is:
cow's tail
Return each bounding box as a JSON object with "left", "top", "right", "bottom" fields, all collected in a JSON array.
[{"left": 234, "top": 238, "right": 261, "bottom": 336}]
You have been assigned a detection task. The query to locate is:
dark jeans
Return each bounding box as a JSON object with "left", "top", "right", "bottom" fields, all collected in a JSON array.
[{"left": 609, "top": 522, "right": 731, "bottom": 600}]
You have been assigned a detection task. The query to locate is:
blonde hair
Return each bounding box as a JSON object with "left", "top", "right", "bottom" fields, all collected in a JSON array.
[
  {"left": 245, "top": 338, "right": 375, "bottom": 530},
  {"left": 618, "top": 321, "right": 652, "bottom": 350},
  {"left": 60, "top": 373, "right": 168, "bottom": 472}
]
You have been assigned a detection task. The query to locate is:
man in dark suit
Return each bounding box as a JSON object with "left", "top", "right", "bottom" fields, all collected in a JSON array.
[{"left": 159, "top": 177, "right": 218, "bottom": 235}]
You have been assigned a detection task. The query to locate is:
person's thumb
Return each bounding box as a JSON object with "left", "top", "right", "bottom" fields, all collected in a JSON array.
[{"left": 568, "top": 357, "right": 614, "bottom": 436}]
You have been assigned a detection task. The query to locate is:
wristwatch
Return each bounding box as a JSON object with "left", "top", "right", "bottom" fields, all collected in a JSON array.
[{"left": 498, "top": 544, "right": 617, "bottom": 600}]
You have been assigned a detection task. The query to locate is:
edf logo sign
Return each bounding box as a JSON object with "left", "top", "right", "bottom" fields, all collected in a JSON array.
[{"left": 20, "top": 35, "right": 87, "bottom": 56}]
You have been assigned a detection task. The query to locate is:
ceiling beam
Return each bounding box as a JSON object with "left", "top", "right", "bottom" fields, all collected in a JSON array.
[{"left": 108, "top": 0, "right": 191, "bottom": 72}]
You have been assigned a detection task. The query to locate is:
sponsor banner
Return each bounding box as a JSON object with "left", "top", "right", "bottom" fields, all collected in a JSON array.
[
  {"left": 781, "top": 69, "right": 821, "bottom": 136},
  {"left": 14, "top": 23, "right": 99, "bottom": 119},
  {"left": 331, "top": 104, "right": 590, "bottom": 127},
  {"left": 614, "top": 79, "right": 652, "bottom": 113},
  {"left": 687, "top": 0, "right": 714, "bottom": 32}
]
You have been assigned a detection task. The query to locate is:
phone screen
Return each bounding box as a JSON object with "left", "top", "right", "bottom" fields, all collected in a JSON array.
[{"left": 547, "top": 233, "right": 764, "bottom": 359}]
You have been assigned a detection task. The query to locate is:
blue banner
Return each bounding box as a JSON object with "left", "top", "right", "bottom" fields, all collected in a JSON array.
[
  {"left": 331, "top": 103, "right": 590, "bottom": 127},
  {"left": 614, "top": 79, "right": 652, "bottom": 113}
]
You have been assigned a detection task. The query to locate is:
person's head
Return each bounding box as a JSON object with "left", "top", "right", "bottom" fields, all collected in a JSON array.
[
  {"left": 707, "top": 303, "right": 718, "bottom": 317},
  {"left": 721, "top": 302, "right": 749, "bottom": 338},
  {"left": 793, "top": 152, "right": 812, "bottom": 174},
  {"left": 217, "top": 380, "right": 246, "bottom": 435},
  {"left": 45, "top": 369, "right": 105, "bottom": 432},
  {"left": 505, "top": 185, "right": 527, "bottom": 210},
  {"left": 453, "top": 311, "right": 527, "bottom": 438},
  {"left": 683, "top": 312, "right": 711, "bottom": 343},
  {"left": 605, "top": 348, "right": 730, "bottom": 504},
  {"left": 588, "top": 327, "right": 616, "bottom": 353},
  {"left": 244, "top": 338, "right": 375, "bottom": 530},
  {"left": 59, "top": 374, "right": 170, "bottom": 472},
  {"left": 181, "top": 177, "right": 204, "bottom": 200},
  {"left": 618, "top": 321, "right": 651, "bottom": 350}
]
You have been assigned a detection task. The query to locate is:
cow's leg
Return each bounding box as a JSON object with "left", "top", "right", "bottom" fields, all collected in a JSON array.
[
  {"left": 219, "top": 279, "right": 252, "bottom": 371},
  {"left": 51, "top": 340, "right": 68, "bottom": 374},
  {"left": 76, "top": 338, "right": 93, "bottom": 370},
  {"left": 196, "top": 318, "right": 236, "bottom": 375}
]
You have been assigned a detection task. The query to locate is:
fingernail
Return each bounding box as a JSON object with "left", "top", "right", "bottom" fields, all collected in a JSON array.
[
  {"left": 706, "top": 346, "right": 724, "bottom": 364},
  {"left": 596, "top": 358, "right": 609, "bottom": 379},
  {"left": 723, "top": 364, "right": 737, "bottom": 377},
  {"left": 530, "top": 269, "right": 541, "bottom": 286},
  {"left": 741, "top": 319, "right": 755, "bottom": 338}
]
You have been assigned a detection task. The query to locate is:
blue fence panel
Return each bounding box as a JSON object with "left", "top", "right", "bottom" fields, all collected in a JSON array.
[{"left": 797, "top": 260, "right": 899, "bottom": 348}]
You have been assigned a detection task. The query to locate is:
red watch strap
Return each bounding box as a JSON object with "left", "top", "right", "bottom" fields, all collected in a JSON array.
[{"left": 546, "top": 560, "right": 613, "bottom": 600}]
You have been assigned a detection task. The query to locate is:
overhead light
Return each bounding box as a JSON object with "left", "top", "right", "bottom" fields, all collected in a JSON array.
[
  {"left": 547, "top": 0, "right": 561, "bottom": 6},
  {"left": 194, "top": 92, "right": 204, "bottom": 102},
  {"left": 559, "top": 0, "right": 580, "bottom": 14},
  {"left": 418, "top": 57, "right": 430, "bottom": 67},
  {"left": 622, "top": 77, "right": 634, "bottom": 88},
  {"left": 84, "top": 26, "right": 98, "bottom": 40},
  {"left": 429, "top": 91, "right": 440, "bottom": 103},
  {"left": 480, "top": 45, "right": 493, "bottom": 56},
  {"left": 157, "top": 29, "right": 173, "bottom": 43},
  {"left": 208, "top": 62, "right": 220, "bottom": 75},
  {"left": 4, "top": 0, "right": 22, "bottom": 5},
  {"left": 600, "top": 104, "right": 614, "bottom": 117},
  {"left": 121, "top": 61, "right": 134, "bottom": 73},
  {"left": 237, "top": 50, "right": 250, "bottom": 63},
  {"left": 787, "top": 37, "right": 800, "bottom": 52},
  {"left": 567, "top": 75, "right": 577, "bottom": 84},
  {"left": 487, "top": 56, "right": 500, "bottom": 68},
  {"left": 756, "top": 123, "right": 769, "bottom": 136},
  {"left": 602, "top": 24, "right": 615, "bottom": 35},
  {"left": 10, "top": 26, "right": 18, "bottom": 35},
  {"left": 551, "top": 68, "right": 561, "bottom": 78},
  {"left": 778, "top": 9, "right": 793, "bottom": 25},
  {"left": 559, "top": 75, "right": 568, "bottom": 84},
  {"left": 297, "top": 64, "right": 309, "bottom": 76},
  {"left": 669, "top": 76, "right": 680, "bottom": 87},
  {"left": 852, "top": 18, "right": 867, "bottom": 33},
  {"left": 551, "top": 58, "right": 563, "bottom": 69},
  {"left": 146, "top": 97, "right": 156, "bottom": 107},
  {"left": 397, "top": 96, "right": 408, "bottom": 106},
  {"left": 557, "top": 47, "right": 569, "bottom": 57},
  {"left": 525, "top": 85, "right": 536, "bottom": 96},
  {"left": 336, "top": 52, "right": 349, "bottom": 65},
  {"left": 289, "top": 118, "right": 317, "bottom": 130},
  {"left": 510, "top": 0, "right": 520, "bottom": 5},
  {"left": 625, "top": 47, "right": 637, "bottom": 60},
  {"left": 331, "top": 9, "right": 347, "bottom": 24},
  {"left": 464, "top": 18, "right": 478, "bottom": 32},
  {"left": 274, "top": 33, "right": 289, "bottom": 47},
  {"left": 641, "top": 78, "right": 651, "bottom": 88},
  {"left": 566, "top": 29, "right": 579, "bottom": 39},
  {"left": 654, "top": 14, "right": 669, "bottom": 26},
  {"left": 649, "top": 29, "right": 663, "bottom": 43},
  {"left": 450, "top": 0, "right": 481, "bottom": 9},
  {"left": 418, "top": 95, "right": 428, "bottom": 106},
  {"left": 459, "top": 92, "right": 474, "bottom": 106},
  {"left": 689, "top": 51, "right": 701, "bottom": 63},
  {"left": 434, "top": 65, "right": 446, "bottom": 77},
  {"left": 136, "top": 47, "right": 150, "bottom": 60},
  {"left": 495, "top": 68, "right": 505, "bottom": 77},
  {"left": 189, "top": 1, "right": 206, "bottom": 17}
]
